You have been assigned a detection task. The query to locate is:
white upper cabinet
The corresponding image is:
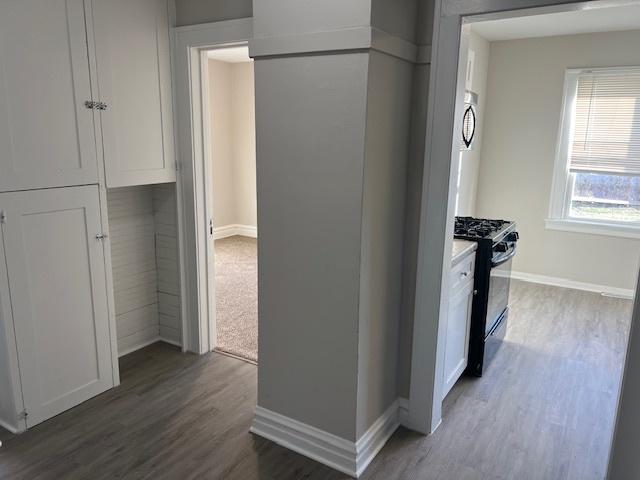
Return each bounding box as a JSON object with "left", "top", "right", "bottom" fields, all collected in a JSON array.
[
  {"left": 92, "top": 0, "right": 176, "bottom": 187},
  {"left": 0, "top": 0, "right": 98, "bottom": 192}
]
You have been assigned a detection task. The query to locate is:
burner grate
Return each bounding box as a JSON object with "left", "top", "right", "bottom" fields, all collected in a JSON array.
[{"left": 455, "top": 216, "right": 508, "bottom": 239}]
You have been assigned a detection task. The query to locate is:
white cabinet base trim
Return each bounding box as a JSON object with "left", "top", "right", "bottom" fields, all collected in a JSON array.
[
  {"left": 0, "top": 418, "right": 23, "bottom": 434},
  {"left": 511, "top": 271, "right": 634, "bottom": 299},
  {"left": 398, "top": 397, "right": 409, "bottom": 426},
  {"left": 213, "top": 224, "right": 257, "bottom": 239},
  {"left": 251, "top": 401, "right": 400, "bottom": 478}
]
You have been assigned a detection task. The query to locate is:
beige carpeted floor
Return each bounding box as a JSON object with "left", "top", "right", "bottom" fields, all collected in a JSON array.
[{"left": 214, "top": 235, "right": 258, "bottom": 363}]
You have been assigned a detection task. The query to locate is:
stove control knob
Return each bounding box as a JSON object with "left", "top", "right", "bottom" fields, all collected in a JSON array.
[
  {"left": 495, "top": 242, "right": 509, "bottom": 252},
  {"left": 506, "top": 232, "right": 519, "bottom": 242}
]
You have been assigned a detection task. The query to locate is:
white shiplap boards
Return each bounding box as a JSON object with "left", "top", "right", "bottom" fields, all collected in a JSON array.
[
  {"left": 107, "top": 184, "right": 181, "bottom": 355},
  {"left": 153, "top": 183, "right": 182, "bottom": 345}
]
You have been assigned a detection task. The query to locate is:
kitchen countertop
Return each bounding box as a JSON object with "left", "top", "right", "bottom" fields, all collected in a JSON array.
[{"left": 452, "top": 239, "right": 477, "bottom": 266}]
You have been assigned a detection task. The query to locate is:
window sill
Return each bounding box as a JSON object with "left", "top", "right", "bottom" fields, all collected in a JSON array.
[{"left": 545, "top": 218, "right": 640, "bottom": 239}]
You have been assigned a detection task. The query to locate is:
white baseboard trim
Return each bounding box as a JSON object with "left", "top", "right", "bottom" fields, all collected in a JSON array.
[
  {"left": 250, "top": 406, "right": 357, "bottom": 476},
  {"left": 398, "top": 397, "right": 409, "bottom": 427},
  {"left": 118, "top": 336, "right": 161, "bottom": 358},
  {"left": 511, "top": 271, "right": 635, "bottom": 299},
  {"left": 251, "top": 400, "right": 400, "bottom": 478},
  {"left": 213, "top": 224, "right": 257, "bottom": 240},
  {"left": 158, "top": 336, "right": 182, "bottom": 349},
  {"left": 354, "top": 400, "right": 400, "bottom": 477},
  {"left": 118, "top": 336, "right": 184, "bottom": 357}
]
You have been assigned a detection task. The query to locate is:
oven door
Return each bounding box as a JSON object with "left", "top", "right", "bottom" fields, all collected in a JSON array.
[{"left": 485, "top": 245, "right": 515, "bottom": 336}]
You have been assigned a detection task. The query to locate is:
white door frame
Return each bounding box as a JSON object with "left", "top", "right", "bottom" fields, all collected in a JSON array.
[
  {"left": 172, "top": 18, "right": 253, "bottom": 354},
  {"left": 407, "top": 0, "right": 640, "bottom": 435}
]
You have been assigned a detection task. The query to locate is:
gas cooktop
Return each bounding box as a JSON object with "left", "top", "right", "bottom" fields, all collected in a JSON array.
[{"left": 454, "top": 216, "right": 514, "bottom": 242}]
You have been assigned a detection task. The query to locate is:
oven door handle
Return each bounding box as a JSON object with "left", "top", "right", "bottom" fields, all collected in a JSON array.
[{"left": 492, "top": 246, "right": 517, "bottom": 267}]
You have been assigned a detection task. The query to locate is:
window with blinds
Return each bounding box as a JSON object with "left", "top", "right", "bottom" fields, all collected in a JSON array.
[
  {"left": 570, "top": 70, "right": 640, "bottom": 175},
  {"left": 550, "top": 67, "right": 640, "bottom": 227}
]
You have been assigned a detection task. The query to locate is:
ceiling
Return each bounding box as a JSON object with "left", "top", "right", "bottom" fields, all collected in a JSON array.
[
  {"left": 207, "top": 46, "right": 251, "bottom": 63},
  {"left": 470, "top": 3, "right": 640, "bottom": 41}
]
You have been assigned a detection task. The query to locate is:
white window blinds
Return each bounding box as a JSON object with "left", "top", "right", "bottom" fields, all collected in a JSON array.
[{"left": 570, "top": 69, "right": 640, "bottom": 176}]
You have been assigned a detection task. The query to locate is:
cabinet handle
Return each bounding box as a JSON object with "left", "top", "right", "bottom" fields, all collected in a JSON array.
[
  {"left": 461, "top": 271, "right": 468, "bottom": 277},
  {"left": 84, "top": 101, "right": 108, "bottom": 110},
  {"left": 95, "top": 233, "right": 107, "bottom": 240}
]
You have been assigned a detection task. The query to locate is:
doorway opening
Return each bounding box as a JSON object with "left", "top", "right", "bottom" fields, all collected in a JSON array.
[
  {"left": 411, "top": 1, "right": 640, "bottom": 477},
  {"left": 202, "top": 45, "right": 258, "bottom": 364}
]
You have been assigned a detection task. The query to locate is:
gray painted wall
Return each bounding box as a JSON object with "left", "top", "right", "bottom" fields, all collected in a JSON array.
[
  {"left": 174, "top": 0, "right": 252, "bottom": 27},
  {"left": 251, "top": 0, "right": 430, "bottom": 441},
  {"left": 255, "top": 52, "right": 369, "bottom": 441},
  {"left": 397, "top": 62, "right": 431, "bottom": 398},
  {"left": 252, "top": 0, "right": 421, "bottom": 42},
  {"left": 253, "top": 0, "right": 371, "bottom": 38},
  {"left": 371, "top": 0, "right": 419, "bottom": 43},
  {"left": 609, "top": 268, "right": 640, "bottom": 478},
  {"left": 357, "top": 50, "right": 413, "bottom": 437},
  {"left": 397, "top": 2, "right": 435, "bottom": 399}
]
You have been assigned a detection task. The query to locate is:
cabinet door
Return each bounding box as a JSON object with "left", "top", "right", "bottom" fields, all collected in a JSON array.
[
  {"left": 442, "top": 280, "right": 474, "bottom": 399},
  {"left": 0, "top": 186, "right": 114, "bottom": 428},
  {"left": 0, "top": 0, "right": 98, "bottom": 192},
  {"left": 92, "top": 0, "right": 176, "bottom": 187}
]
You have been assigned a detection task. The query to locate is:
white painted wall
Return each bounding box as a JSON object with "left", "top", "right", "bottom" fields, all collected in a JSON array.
[
  {"left": 208, "top": 59, "right": 257, "bottom": 230},
  {"left": 455, "top": 30, "right": 489, "bottom": 217},
  {"left": 208, "top": 59, "right": 235, "bottom": 228},
  {"left": 231, "top": 62, "right": 258, "bottom": 228},
  {"left": 474, "top": 29, "right": 640, "bottom": 290}
]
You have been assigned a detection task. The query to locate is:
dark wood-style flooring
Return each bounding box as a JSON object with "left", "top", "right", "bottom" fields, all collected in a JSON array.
[{"left": 0, "top": 281, "right": 632, "bottom": 479}]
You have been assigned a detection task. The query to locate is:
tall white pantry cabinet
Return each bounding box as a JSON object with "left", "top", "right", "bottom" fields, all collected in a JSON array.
[{"left": 0, "top": 0, "right": 180, "bottom": 433}]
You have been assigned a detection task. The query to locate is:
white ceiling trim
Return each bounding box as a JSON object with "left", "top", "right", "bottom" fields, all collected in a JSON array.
[
  {"left": 470, "top": 4, "right": 640, "bottom": 41},
  {"left": 206, "top": 46, "right": 252, "bottom": 63}
]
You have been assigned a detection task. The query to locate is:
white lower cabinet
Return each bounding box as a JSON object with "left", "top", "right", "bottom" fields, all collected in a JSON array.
[
  {"left": 442, "top": 252, "right": 475, "bottom": 399},
  {"left": 0, "top": 186, "right": 114, "bottom": 429}
]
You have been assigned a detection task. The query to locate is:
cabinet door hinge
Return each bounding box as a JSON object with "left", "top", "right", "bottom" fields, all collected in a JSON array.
[{"left": 0, "top": 210, "right": 5, "bottom": 224}]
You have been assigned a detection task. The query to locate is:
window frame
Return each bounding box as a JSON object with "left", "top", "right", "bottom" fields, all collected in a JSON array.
[{"left": 547, "top": 66, "right": 640, "bottom": 239}]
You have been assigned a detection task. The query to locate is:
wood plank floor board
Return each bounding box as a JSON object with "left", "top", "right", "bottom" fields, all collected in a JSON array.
[{"left": 0, "top": 280, "right": 632, "bottom": 479}]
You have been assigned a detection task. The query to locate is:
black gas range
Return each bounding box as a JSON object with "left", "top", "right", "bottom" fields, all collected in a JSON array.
[{"left": 454, "top": 216, "right": 519, "bottom": 376}]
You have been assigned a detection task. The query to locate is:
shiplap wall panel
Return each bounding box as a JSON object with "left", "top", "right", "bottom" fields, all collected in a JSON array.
[
  {"left": 108, "top": 183, "right": 182, "bottom": 354},
  {"left": 153, "top": 183, "right": 182, "bottom": 345},
  {"left": 108, "top": 186, "right": 160, "bottom": 355}
]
